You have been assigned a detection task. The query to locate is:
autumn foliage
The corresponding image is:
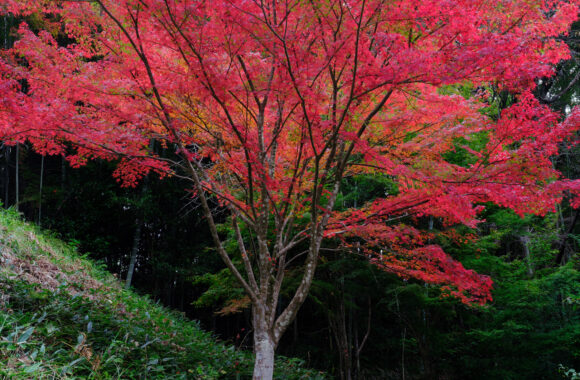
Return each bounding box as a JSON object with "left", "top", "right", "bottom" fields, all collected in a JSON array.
[{"left": 2, "top": 0, "right": 580, "bottom": 376}]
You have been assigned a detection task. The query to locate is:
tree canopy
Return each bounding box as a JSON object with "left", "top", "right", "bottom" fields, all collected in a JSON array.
[{"left": 2, "top": 0, "right": 580, "bottom": 377}]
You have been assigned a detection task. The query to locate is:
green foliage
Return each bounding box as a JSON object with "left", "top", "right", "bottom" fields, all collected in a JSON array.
[
  {"left": 441, "top": 131, "right": 489, "bottom": 168},
  {"left": 0, "top": 208, "right": 324, "bottom": 379},
  {"left": 191, "top": 267, "right": 250, "bottom": 316},
  {"left": 561, "top": 365, "right": 580, "bottom": 380},
  {"left": 429, "top": 207, "right": 580, "bottom": 379},
  {"left": 335, "top": 174, "right": 398, "bottom": 211},
  {"left": 437, "top": 81, "right": 475, "bottom": 99}
]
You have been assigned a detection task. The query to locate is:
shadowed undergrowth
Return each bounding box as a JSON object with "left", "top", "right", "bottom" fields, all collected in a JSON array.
[{"left": 0, "top": 207, "right": 324, "bottom": 379}]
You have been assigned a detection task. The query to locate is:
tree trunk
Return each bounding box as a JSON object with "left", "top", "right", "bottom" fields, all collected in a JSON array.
[
  {"left": 125, "top": 217, "right": 142, "bottom": 289},
  {"left": 329, "top": 288, "right": 351, "bottom": 380},
  {"left": 520, "top": 227, "right": 533, "bottom": 277},
  {"left": 15, "top": 143, "right": 19, "bottom": 211},
  {"left": 125, "top": 175, "right": 149, "bottom": 289},
  {"left": 253, "top": 324, "right": 275, "bottom": 380},
  {"left": 61, "top": 155, "right": 67, "bottom": 191},
  {"left": 38, "top": 155, "right": 44, "bottom": 226},
  {"left": 556, "top": 210, "right": 579, "bottom": 265},
  {"left": 401, "top": 327, "right": 406, "bottom": 380},
  {"left": 3, "top": 145, "right": 10, "bottom": 207}
]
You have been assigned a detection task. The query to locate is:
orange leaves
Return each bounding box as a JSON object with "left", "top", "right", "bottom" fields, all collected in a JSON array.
[{"left": 215, "top": 296, "right": 251, "bottom": 316}]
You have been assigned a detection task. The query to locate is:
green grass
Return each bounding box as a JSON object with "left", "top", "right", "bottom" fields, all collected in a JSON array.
[{"left": 0, "top": 207, "right": 324, "bottom": 379}]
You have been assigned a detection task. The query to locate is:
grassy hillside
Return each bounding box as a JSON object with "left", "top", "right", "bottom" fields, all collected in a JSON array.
[{"left": 0, "top": 208, "right": 324, "bottom": 379}]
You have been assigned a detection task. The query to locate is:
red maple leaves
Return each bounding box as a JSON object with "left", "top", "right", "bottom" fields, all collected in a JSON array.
[{"left": 2, "top": 0, "right": 580, "bottom": 308}]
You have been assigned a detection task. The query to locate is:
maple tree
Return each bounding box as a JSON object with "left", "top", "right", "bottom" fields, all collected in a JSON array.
[{"left": 2, "top": 0, "right": 580, "bottom": 377}]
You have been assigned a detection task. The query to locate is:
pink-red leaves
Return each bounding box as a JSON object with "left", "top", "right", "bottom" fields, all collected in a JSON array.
[{"left": 3, "top": 0, "right": 580, "bottom": 306}]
